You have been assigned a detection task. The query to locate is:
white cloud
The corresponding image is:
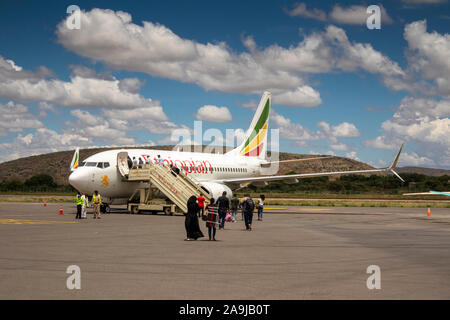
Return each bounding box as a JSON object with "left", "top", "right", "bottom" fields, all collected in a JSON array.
[
  {"left": 239, "top": 100, "right": 258, "bottom": 110},
  {"left": 0, "top": 101, "right": 44, "bottom": 135},
  {"left": 364, "top": 136, "right": 398, "bottom": 150},
  {"left": 325, "top": 26, "right": 404, "bottom": 78},
  {"left": 286, "top": 3, "right": 327, "bottom": 21},
  {"left": 399, "top": 152, "right": 435, "bottom": 166},
  {"left": 329, "top": 4, "right": 393, "bottom": 25},
  {"left": 38, "top": 101, "right": 57, "bottom": 117},
  {"left": 271, "top": 110, "right": 319, "bottom": 147},
  {"left": 365, "top": 96, "right": 450, "bottom": 167},
  {"left": 330, "top": 143, "right": 348, "bottom": 151},
  {"left": 404, "top": 20, "right": 450, "bottom": 95},
  {"left": 0, "top": 57, "right": 165, "bottom": 111},
  {"left": 363, "top": 21, "right": 450, "bottom": 168},
  {"left": 195, "top": 105, "right": 232, "bottom": 123},
  {"left": 118, "top": 77, "right": 144, "bottom": 94},
  {"left": 55, "top": 9, "right": 403, "bottom": 107},
  {"left": 332, "top": 122, "right": 361, "bottom": 138},
  {"left": 270, "top": 110, "right": 361, "bottom": 151},
  {"left": 272, "top": 86, "right": 322, "bottom": 107},
  {"left": 316, "top": 120, "right": 361, "bottom": 150},
  {"left": 0, "top": 128, "right": 91, "bottom": 163},
  {"left": 286, "top": 3, "right": 393, "bottom": 25},
  {"left": 345, "top": 151, "right": 361, "bottom": 161}
]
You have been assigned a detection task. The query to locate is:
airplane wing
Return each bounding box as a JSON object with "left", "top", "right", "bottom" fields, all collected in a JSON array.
[
  {"left": 219, "top": 144, "right": 405, "bottom": 187},
  {"left": 403, "top": 191, "right": 450, "bottom": 197}
]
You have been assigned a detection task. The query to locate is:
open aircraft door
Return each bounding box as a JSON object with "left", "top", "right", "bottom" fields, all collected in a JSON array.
[{"left": 117, "top": 151, "right": 130, "bottom": 178}]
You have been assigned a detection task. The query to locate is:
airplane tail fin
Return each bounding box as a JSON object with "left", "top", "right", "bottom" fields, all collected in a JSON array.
[
  {"left": 70, "top": 147, "right": 80, "bottom": 172},
  {"left": 386, "top": 143, "right": 405, "bottom": 182},
  {"left": 227, "top": 91, "right": 271, "bottom": 160}
]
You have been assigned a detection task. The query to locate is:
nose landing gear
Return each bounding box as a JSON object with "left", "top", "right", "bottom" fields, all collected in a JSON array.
[{"left": 100, "top": 203, "right": 111, "bottom": 214}]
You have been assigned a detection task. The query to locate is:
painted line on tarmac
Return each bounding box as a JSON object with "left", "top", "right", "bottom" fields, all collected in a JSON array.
[
  {"left": 0, "top": 202, "right": 68, "bottom": 205},
  {"left": 265, "top": 207, "right": 333, "bottom": 211},
  {"left": 0, "top": 218, "right": 78, "bottom": 225}
]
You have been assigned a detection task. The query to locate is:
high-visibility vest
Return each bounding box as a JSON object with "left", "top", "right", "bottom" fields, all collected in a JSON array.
[
  {"left": 93, "top": 194, "right": 102, "bottom": 205},
  {"left": 75, "top": 194, "right": 82, "bottom": 205}
]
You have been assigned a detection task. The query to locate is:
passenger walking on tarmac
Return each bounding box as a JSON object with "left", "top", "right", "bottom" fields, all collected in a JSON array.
[
  {"left": 257, "top": 194, "right": 265, "bottom": 221},
  {"left": 242, "top": 194, "right": 255, "bottom": 231},
  {"left": 92, "top": 190, "right": 102, "bottom": 219},
  {"left": 231, "top": 195, "right": 239, "bottom": 222},
  {"left": 217, "top": 191, "right": 230, "bottom": 230},
  {"left": 132, "top": 157, "right": 138, "bottom": 169},
  {"left": 138, "top": 157, "right": 144, "bottom": 168},
  {"left": 81, "top": 193, "right": 88, "bottom": 219},
  {"left": 205, "top": 198, "right": 218, "bottom": 241},
  {"left": 75, "top": 192, "right": 82, "bottom": 219},
  {"left": 185, "top": 196, "right": 204, "bottom": 241},
  {"left": 146, "top": 157, "right": 152, "bottom": 165},
  {"left": 197, "top": 195, "right": 206, "bottom": 218},
  {"left": 239, "top": 195, "right": 247, "bottom": 221}
]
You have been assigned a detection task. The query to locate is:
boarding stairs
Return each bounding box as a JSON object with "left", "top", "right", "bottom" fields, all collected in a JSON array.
[{"left": 117, "top": 152, "right": 210, "bottom": 213}]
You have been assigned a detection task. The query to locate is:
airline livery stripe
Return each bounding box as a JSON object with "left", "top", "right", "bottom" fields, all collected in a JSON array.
[
  {"left": 241, "top": 122, "right": 268, "bottom": 155},
  {"left": 243, "top": 142, "right": 264, "bottom": 157},
  {"left": 241, "top": 99, "right": 270, "bottom": 151}
]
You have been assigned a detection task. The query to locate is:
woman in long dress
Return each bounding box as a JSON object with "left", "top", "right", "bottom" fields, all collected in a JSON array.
[
  {"left": 185, "top": 195, "right": 204, "bottom": 241},
  {"left": 205, "top": 198, "right": 218, "bottom": 241}
]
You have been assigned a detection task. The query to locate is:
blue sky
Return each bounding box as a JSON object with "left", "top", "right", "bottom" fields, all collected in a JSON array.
[{"left": 0, "top": 0, "right": 449, "bottom": 168}]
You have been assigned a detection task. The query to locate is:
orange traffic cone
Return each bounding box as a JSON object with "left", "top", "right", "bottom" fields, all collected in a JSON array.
[
  {"left": 59, "top": 205, "right": 63, "bottom": 215},
  {"left": 427, "top": 208, "right": 431, "bottom": 217},
  {"left": 43, "top": 201, "right": 47, "bottom": 207}
]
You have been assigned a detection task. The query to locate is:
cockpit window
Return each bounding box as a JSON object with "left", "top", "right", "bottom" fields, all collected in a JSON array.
[
  {"left": 79, "top": 162, "right": 86, "bottom": 167},
  {"left": 103, "top": 162, "right": 110, "bottom": 168},
  {"left": 97, "top": 162, "right": 104, "bottom": 168},
  {"left": 86, "top": 162, "right": 97, "bottom": 167}
]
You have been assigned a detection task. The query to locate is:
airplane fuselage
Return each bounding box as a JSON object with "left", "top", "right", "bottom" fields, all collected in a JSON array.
[{"left": 69, "top": 148, "right": 263, "bottom": 204}]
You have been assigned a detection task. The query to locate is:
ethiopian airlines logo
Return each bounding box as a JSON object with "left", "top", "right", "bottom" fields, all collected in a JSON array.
[{"left": 101, "top": 175, "right": 109, "bottom": 188}]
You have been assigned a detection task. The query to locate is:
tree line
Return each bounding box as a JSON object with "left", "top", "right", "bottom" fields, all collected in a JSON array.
[{"left": 0, "top": 174, "right": 74, "bottom": 192}]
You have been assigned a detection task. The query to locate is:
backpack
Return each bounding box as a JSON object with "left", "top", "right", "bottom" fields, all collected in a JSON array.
[{"left": 244, "top": 198, "right": 255, "bottom": 212}]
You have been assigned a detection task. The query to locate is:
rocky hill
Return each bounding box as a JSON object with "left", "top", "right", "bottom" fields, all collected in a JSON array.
[
  {"left": 0, "top": 146, "right": 446, "bottom": 186},
  {"left": 395, "top": 166, "right": 450, "bottom": 177}
]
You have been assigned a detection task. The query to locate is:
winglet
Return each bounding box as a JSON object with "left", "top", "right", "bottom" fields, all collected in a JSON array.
[
  {"left": 390, "top": 142, "right": 404, "bottom": 169},
  {"left": 387, "top": 143, "right": 405, "bottom": 182},
  {"left": 70, "top": 147, "right": 80, "bottom": 172}
]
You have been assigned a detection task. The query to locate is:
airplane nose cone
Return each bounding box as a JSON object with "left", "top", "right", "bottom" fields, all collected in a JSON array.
[{"left": 69, "top": 169, "right": 88, "bottom": 192}]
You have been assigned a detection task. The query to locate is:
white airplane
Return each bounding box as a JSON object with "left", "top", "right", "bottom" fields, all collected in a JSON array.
[
  {"left": 403, "top": 191, "right": 450, "bottom": 197},
  {"left": 69, "top": 91, "right": 405, "bottom": 210}
]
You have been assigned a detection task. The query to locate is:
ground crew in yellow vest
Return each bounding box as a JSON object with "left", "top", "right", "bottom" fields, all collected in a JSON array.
[
  {"left": 92, "top": 190, "right": 102, "bottom": 219},
  {"left": 75, "top": 192, "right": 82, "bottom": 219}
]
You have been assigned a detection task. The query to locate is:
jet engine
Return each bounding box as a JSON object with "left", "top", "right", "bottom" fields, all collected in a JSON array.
[{"left": 198, "top": 182, "right": 233, "bottom": 200}]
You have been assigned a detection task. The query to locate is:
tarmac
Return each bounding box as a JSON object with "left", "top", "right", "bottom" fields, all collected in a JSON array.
[{"left": 0, "top": 202, "right": 450, "bottom": 299}]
